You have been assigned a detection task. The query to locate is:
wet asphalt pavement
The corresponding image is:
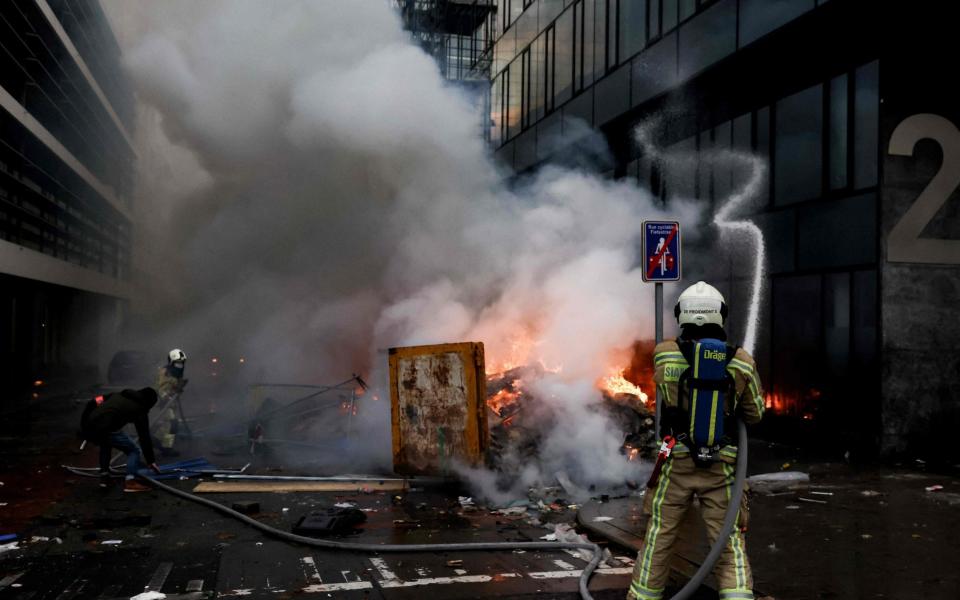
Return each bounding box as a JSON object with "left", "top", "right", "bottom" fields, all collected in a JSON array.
[
  {"left": 2, "top": 391, "right": 960, "bottom": 599},
  {"left": 0, "top": 393, "right": 632, "bottom": 599}
]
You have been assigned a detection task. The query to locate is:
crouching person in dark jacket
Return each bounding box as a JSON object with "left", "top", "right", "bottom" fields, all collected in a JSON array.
[{"left": 81, "top": 388, "right": 162, "bottom": 492}]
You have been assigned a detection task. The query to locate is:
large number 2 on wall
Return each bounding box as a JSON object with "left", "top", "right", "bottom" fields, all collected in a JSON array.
[{"left": 887, "top": 113, "right": 960, "bottom": 264}]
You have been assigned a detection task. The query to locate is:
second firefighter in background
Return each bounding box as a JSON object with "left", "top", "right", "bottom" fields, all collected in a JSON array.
[{"left": 154, "top": 348, "right": 187, "bottom": 456}]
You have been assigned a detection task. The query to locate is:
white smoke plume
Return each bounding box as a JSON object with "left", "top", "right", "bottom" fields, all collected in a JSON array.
[{"left": 103, "top": 0, "right": 702, "bottom": 496}]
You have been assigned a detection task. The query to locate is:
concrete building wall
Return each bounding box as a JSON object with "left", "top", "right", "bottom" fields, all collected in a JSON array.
[{"left": 878, "top": 17, "right": 960, "bottom": 458}]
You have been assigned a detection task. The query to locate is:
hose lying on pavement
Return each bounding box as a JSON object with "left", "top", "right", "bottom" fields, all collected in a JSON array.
[
  {"left": 140, "top": 474, "right": 604, "bottom": 600},
  {"left": 68, "top": 421, "right": 747, "bottom": 599},
  {"left": 139, "top": 422, "right": 747, "bottom": 600}
]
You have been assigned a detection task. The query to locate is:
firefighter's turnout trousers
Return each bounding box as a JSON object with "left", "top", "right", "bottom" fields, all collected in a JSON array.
[
  {"left": 628, "top": 455, "right": 753, "bottom": 600},
  {"left": 154, "top": 367, "right": 182, "bottom": 450}
]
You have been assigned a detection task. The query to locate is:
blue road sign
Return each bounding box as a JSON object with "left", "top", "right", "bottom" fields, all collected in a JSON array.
[{"left": 642, "top": 221, "right": 681, "bottom": 282}]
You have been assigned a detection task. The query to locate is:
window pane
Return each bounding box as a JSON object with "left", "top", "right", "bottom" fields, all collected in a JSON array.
[
  {"left": 527, "top": 50, "right": 536, "bottom": 127},
  {"left": 677, "top": 0, "right": 736, "bottom": 80},
  {"left": 824, "top": 272, "right": 850, "bottom": 375},
  {"left": 733, "top": 112, "right": 751, "bottom": 151},
  {"left": 714, "top": 120, "right": 732, "bottom": 201},
  {"left": 619, "top": 0, "right": 646, "bottom": 60},
  {"left": 732, "top": 113, "right": 752, "bottom": 194},
  {"left": 631, "top": 32, "right": 678, "bottom": 107},
  {"left": 545, "top": 28, "right": 555, "bottom": 111},
  {"left": 829, "top": 74, "right": 848, "bottom": 190},
  {"left": 491, "top": 75, "right": 503, "bottom": 145},
  {"left": 507, "top": 60, "right": 523, "bottom": 139},
  {"left": 607, "top": 0, "right": 617, "bottom": 69},
  {"left": 494, "top": 26, "right": 516, "bottom": 75},
  {"left": 772, "top": 274, "right": 822, "bottom": 416},
  {"left": 739, "top": 0, "right": 815, "bottom": 47},
  {"left": 663, "top": 0, "right": 678, "bottom": 31},
  {"left": 516, "top": 5, "right": 538, "bottom": 51},
  {"left": 666, "top": 135, "right": 696, "bottom": 200},
  {"left": 541, "top": 0, "right": 565, "bottom": 24},
  {"left": 679, "top": 0, "right": 695, "bottom": 21},
  {"left": 650, "top": 0, "right": 661, "bottom": 39},
  {"left": 531, "top": 36, "right": 545, "bottom": 122},
  {"left": 510, "top": 0, "right": 524, "bottom": 27},
  {"left": 758, "top": 210, "right": 795, "bottom": 274},
  {"left": 757, "top": 106, "right": 770, "bottom": 202},
  {"left": 595, "top": 0, "right": 607, "bottom": 74},
  {"left": 574, "top": 0, "right": 583, "bottom": 90},
  {"left": 554, "top": 9, "right": 574, "bottom": 105},
  {"left": 698, "top": 130, "right": 712, "bottom": 201},
  {"left": 775, "top": 84, "right": 823, "bottom": 205},
  {"left": 583, "top": 0, "right": 596, "bottom": 86},
  {"left": 854, "top": 60, "right": 879, "bottom": 188},
  {"left": 852, "top": 269, "right": 877, "bottom": 368},
  {"left": 796, "top": 192, "right": 876, "bottom": 268}
]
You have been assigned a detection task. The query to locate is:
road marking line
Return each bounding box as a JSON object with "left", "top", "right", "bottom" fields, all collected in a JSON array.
[
  {"left": 341, "top": 570, "right": 361, "bottom": 582},
  {"left": 145, "top": 562, "right": 173, "bottom": 591},
  {"left": 300, "top": 556, "right": 322, "bottom": 582},
  {"left": 185, "top": 579, "right": 204, "bottom": 592},
  {"left": 563, "top": 549, "right": 586, "bottom": 561},
  {"left": 369, "top": 557, "right": 398, "bottom": 581},
  {"left": 221, "top": 562, "right": 633, "bottom": 595},
  {"left": 303, "top": 581, "right": 374, "bottom": 592},
  {"left": 0, "top": 573, "right": 23, "bottom": 590},
  {"left": 553, "top": 560, "right": 577, "bottom": 570},
  {"left": 379, "top": 573, "right": 520, "bottom": 588},
  {"left": 528, "top": 567, "right": 633, "bottom": 579}
]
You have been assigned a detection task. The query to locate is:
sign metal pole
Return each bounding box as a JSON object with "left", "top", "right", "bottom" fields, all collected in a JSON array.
[{"left": 655, "top": 281, "right": 663, "bottom": 440}]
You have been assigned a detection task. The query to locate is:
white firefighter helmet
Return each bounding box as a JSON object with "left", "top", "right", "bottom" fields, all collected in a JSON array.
[
  {"left": 674, "top": 281, "right": 727, "bottom": 327},
  {"left": 168, "top": 348, "right": 187, "bottom": 363}
]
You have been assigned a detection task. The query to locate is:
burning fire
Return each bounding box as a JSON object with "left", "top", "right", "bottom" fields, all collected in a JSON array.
[
  {"left": 488, "top": 379, "right": 523, "bottom": 417},
  {"left": 599, "top": 367, "right": 649, "bottom": 403},
  {"left": 764, "top": 389, "right": 820, "bottom": 419}
]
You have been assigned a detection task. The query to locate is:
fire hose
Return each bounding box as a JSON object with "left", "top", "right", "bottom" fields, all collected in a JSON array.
[
  {"left": 139, "top": 474, "right": 604, "bottom": 600},
  {"left": 139, "top": 421, "right": 747, "bottom": 600}
]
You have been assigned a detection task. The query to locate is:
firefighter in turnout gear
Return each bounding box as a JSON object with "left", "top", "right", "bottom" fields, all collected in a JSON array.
[
  {"left": 628, "top": 282, "right": 764, "bottom": 600},
  {"left": 153, "top": 349, "right": 188, "bottom": 456}
]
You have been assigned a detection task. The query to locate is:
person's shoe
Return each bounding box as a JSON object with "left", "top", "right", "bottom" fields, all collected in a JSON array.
[{"left": 123, "top": 479, "right": 152, "bottom": 493}]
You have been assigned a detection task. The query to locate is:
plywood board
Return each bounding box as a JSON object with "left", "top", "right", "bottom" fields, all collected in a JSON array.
[{"left": 192, "top": 480, "right": 408, "bottom": 493}]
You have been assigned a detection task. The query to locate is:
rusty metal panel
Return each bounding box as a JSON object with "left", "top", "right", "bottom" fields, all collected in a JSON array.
[{"left": 389, "top": 342, "right": 488, "bottom": 475}]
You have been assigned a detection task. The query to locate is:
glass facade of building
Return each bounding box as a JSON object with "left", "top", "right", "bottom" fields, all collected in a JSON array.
[{"left": 0, "top": 0, "right": 133, "bottom": 399}]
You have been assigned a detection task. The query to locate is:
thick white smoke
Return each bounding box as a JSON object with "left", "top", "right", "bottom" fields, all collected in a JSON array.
[{"left": 104, "top": 0, "right": 702, "bottom": 496}]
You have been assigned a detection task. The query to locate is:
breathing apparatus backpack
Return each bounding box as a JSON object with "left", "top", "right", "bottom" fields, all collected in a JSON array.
[{"left": 666, "top": 338, "right": 739, "bottom": 467}]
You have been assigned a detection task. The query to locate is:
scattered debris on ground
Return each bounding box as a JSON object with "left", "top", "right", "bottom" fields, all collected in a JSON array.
[{"left": 747, "top": 471, "right": 810, "bottom": 494}]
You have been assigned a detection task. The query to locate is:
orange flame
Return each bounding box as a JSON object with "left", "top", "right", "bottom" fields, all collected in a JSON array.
[
  {"left": 598, "top": 367, "right": 648, "bottom": 403},
  {"left": 487, "top": 379, "right": 524, "bottom": 416}
]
